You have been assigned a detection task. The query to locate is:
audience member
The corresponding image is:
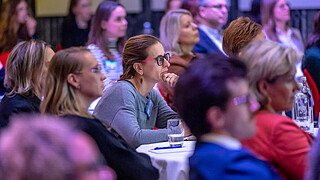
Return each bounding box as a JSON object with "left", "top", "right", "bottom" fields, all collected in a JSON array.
[
  {"left": 165, "top": 0, "right": 182, "bottom": 12},
  {"left": 87, "top": 1, "right": 127, "bottom": 87},
  {"left": 61, "top": 0, "right": 92, "bottom": 49},
  {"left": 261, "top": 0, "right": 304, "bottom": 79},
  {"left": 0, "top": 40, "right": 54, "bottom": 129},
  {"left": 41, "top": 47, "right": 159, "bottom": 180},
  {"left": 158, "top": 9, "right": 199, "bottom": 111},
  {"left": 304, "top": 11, "right": 320, "bottom": 94},
  {"left": 223, "top": 16, "right": 265, "bottom": 57},
  {"left": 0, "top": 115, "right": 115, "bottom": 180},
  {"left": 193, "top": 0, "right": 228, "bottom": 55},
  {"left": 94, "top": 35, "right": 182, "bottom": 148},
  {"left": 240, "top": 40, "right": 313, "bottom": 179},
  {"left": 0, "top": 0, "right": 36, "bottom": 53},
  {"left": 249, "top": 0, "right": 261, "bottom": 24},
  {"left": 174, "top": 54, "right": 280, "bottom": 179}
]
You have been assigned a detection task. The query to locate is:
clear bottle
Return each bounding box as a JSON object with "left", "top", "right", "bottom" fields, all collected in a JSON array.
[{"left": 293, "top": 76, "right": 312, "bottom": 133}]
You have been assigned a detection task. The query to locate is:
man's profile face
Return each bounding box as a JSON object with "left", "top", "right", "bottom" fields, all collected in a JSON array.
[
  {"left": 200, "top": 0, "right": 228, "bottom": 29},
  {"left": 223, "top": 79, "right": 259, "bottom": 140}
]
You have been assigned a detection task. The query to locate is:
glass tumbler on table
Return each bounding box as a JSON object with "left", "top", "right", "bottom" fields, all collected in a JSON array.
[{"left": 167, "top": 119, "right": 184, "bottom": 147}]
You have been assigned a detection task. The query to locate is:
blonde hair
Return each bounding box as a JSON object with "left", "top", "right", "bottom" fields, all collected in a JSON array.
[
  {"left": 160, "top": 9, "right": 192, "bottom": 56},
  {"left": 240, "top": 40, "right": 302, "bottom": 108},
  {"left": 4, "top": 40, "right": 50, "bottom": 97},
  {"left": 41, "top": 47, "right": 91, "bottom": 118}
]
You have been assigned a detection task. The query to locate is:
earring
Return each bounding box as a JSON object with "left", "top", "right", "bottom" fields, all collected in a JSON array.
[
  {"left": 140, "top": 78, "right": 143, "bottom": 84},
  {"left": 77, "top": 85, "right": 80, "bottom": 90}
]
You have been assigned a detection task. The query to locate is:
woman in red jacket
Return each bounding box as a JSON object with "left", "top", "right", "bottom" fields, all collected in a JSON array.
[{"left": 240, "top": 40, "right": 313, "bottom": 180}]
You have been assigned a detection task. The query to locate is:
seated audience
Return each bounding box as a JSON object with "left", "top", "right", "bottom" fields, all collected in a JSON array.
[
  {"left": 87, "top": 1, "right": 127, "bottom": 87},
  {"left": 158, "top": 9, "right": 199, "bottom": 111},
  {"left": 41, "top": 47, "right": 159, "bottom": 180},
  {"left": 0, "top": 0, "right": 37, "bottom": 54},
  {"left": 304, "top": 11, "right": 320, "bottom": 94},
  {"left": 0, "top": 40, "right": 54, "bottom": 129},
  {"left": 94, "top": 35, "right": 181, "bottom": 148},
  {"left": 223, "top": 16, "right": 265, "bottom": 57},
  {"left": 0, "top": 115, "right": 115, "bottom": 180},
  {"left": 174, "top": 54, "right": 280, "bottom": 179},
  {"left": 240, "top": 40, "right": 313, "bottom": 179},
  {"left": 61, "top": 0, "right": 92, "bottom": 49}
]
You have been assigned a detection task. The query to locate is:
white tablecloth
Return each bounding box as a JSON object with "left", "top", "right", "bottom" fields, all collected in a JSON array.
[{"left": 136, "top": 141, "right": 196, "bottom": 180}]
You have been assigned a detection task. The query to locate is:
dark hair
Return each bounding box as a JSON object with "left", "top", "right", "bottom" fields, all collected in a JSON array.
[
  {"left": 120, "top": 34, "right": 160, "bottom": 80},
  {"left": 223, "top": 17, "right": 262, "bottom": 56},
  {"left": 306, "top": 11, "right": 320, "bottom": 49},
  {"left": 86, "top": 1, "right": 126, "bottom": 61},
  {"left": 67, "top": 0, "right": 79, "bottom": 18},
  {"left": 174, "top": 54, "right": 247, "bottom": 138}
]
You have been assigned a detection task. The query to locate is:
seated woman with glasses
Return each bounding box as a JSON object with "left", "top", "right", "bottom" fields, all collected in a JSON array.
[
  {"left": 94, "top": 35, "right": 182, "bottom": 149},
  {"left": 41, "top": 47, "right": 159, "bottom": 180},
  {"left": 240, "top": 40, "right": 313, "bottom": 180}
]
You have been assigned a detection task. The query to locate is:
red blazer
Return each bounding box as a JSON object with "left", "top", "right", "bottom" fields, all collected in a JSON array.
[{"left": 241, "top": 110, "right": 313, "bottom": 180}]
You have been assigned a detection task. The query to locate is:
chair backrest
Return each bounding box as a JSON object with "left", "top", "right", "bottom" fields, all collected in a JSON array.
[{"left": 303, "top": 69, "right": 320, "bottom": 119}]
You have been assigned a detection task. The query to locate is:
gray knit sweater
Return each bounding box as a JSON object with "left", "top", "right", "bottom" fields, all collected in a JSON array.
[{"left": 93, "top": 80, "right": 179, "bottom": 148}]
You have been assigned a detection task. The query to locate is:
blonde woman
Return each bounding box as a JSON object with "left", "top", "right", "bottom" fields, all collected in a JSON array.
[
  {"left": 158, "top": 9, "right": 199, "bottom": 111},
  {"left": 0, "top": 40, "right": 54, "bottom": 129},
  {"left": 41, "top": 47, "right": 159, "bottom": 180},
  {"left": 240, "top": 40, "right": 312, "bottom": 179}
]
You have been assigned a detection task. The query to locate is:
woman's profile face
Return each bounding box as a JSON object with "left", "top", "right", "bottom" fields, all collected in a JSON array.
[
  {"left": 178, "top": 14, "right": 199, "bottom": 47},
  {"left": 102, "top": 6, "right": 127, "bottom": 40},
  {"left": 273, "top": 0, "right": 290, "bottom": 23},
  {"left": 76, "top": 52, "right": 106, "bottom": 100},
  {"left": 264, "top": 70, "right": 299, "bottom": 112},
  {"left": 140, "top": 42, "right": 170, "bottom": 84},
  {"left": 16, "top": 1, "right": 28, "bottom": 24},
  {"left": 72, "top": 0, "right": 92, "bottom": 22}
]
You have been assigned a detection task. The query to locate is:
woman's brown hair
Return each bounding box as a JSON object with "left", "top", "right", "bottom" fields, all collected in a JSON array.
[{"left": 120, "top": 35, "right": 160, "bottom": 80}]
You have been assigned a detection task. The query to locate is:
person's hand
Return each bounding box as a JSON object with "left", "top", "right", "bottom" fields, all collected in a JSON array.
[
  {"left": 25, "top": 16, "right": 37, "bottom": 37},
  {"left": 162, "top": 73, "right": 179, "bottom": 87}
]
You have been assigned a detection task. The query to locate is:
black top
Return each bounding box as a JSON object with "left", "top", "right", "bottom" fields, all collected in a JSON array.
[
  {"left": 0, "top": 68, "right": 5, "bottom": 96},
  {"left": 0, "top": 93, "right": 41, "bottom": 129},
  {"left": 62, "top": 114, "right": 159, "bottom": 180},
  {"left": 61, "top": 18, "right": 90, "bottom": 49}
]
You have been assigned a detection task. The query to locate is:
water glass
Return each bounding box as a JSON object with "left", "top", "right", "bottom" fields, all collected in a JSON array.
[{"left": 167, "top": 119, "right": 184, "bottom": 146}]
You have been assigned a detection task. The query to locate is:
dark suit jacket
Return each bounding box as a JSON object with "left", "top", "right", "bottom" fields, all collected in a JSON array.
[
  {"left": 62, "top": 114, "right": 159, "bottom": 180},
  {"left": 304, "top": 44, "right": 320, "bottom": 95},
  {"left": 193, "top": 28, "right": 223, "bottom": 55},
  {"left": 0, "top": 93, "right": 41, "bottom": 130},
  {"left": 189, "top": 142, "right": 280, "bottom": 180}
]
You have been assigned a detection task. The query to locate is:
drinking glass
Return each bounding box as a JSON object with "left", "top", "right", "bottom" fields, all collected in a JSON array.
[{"left": 167, "top": 119, "right": 184, "bottom": 146}]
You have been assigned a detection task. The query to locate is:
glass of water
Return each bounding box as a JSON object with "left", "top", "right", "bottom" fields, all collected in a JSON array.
[{"left": 167, "top": 119, "right": 184, "bottom": 146}]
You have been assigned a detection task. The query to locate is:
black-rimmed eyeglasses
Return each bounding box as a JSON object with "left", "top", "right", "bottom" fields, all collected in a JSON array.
[{"left": 140, "top": 53, "right": 170, "bottom": 66}]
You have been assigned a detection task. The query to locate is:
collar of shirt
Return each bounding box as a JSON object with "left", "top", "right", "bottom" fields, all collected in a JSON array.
[
  {"left": 275, "top": 28, "right": 299, "bottom": 51},
  {"left": 199, "top": 25, "right": 227, "bottom": 56},
  {"left": 200, "top": 133, "right": 242, "bottom": 150}
]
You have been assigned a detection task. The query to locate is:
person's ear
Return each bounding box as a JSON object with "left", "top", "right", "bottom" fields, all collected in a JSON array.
[
  {"left": 100, "top": 20, "right": 108, "bottom": 30},
  {"left": 133, "top": 63, "right": 144, "bottom": 76},
  {"left": 67, "top": 73, "right": 80, "bottom": 89},
  {"left": 257, "top": 79, "right": 270, "bottom": 97},
  {"left": 206, "top": 106, "right": 225, "bottom": 131}
]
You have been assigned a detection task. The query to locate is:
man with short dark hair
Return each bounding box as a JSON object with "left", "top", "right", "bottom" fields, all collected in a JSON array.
[{"left": 174, "top": 54, "right": 280, "bottom": 179}]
